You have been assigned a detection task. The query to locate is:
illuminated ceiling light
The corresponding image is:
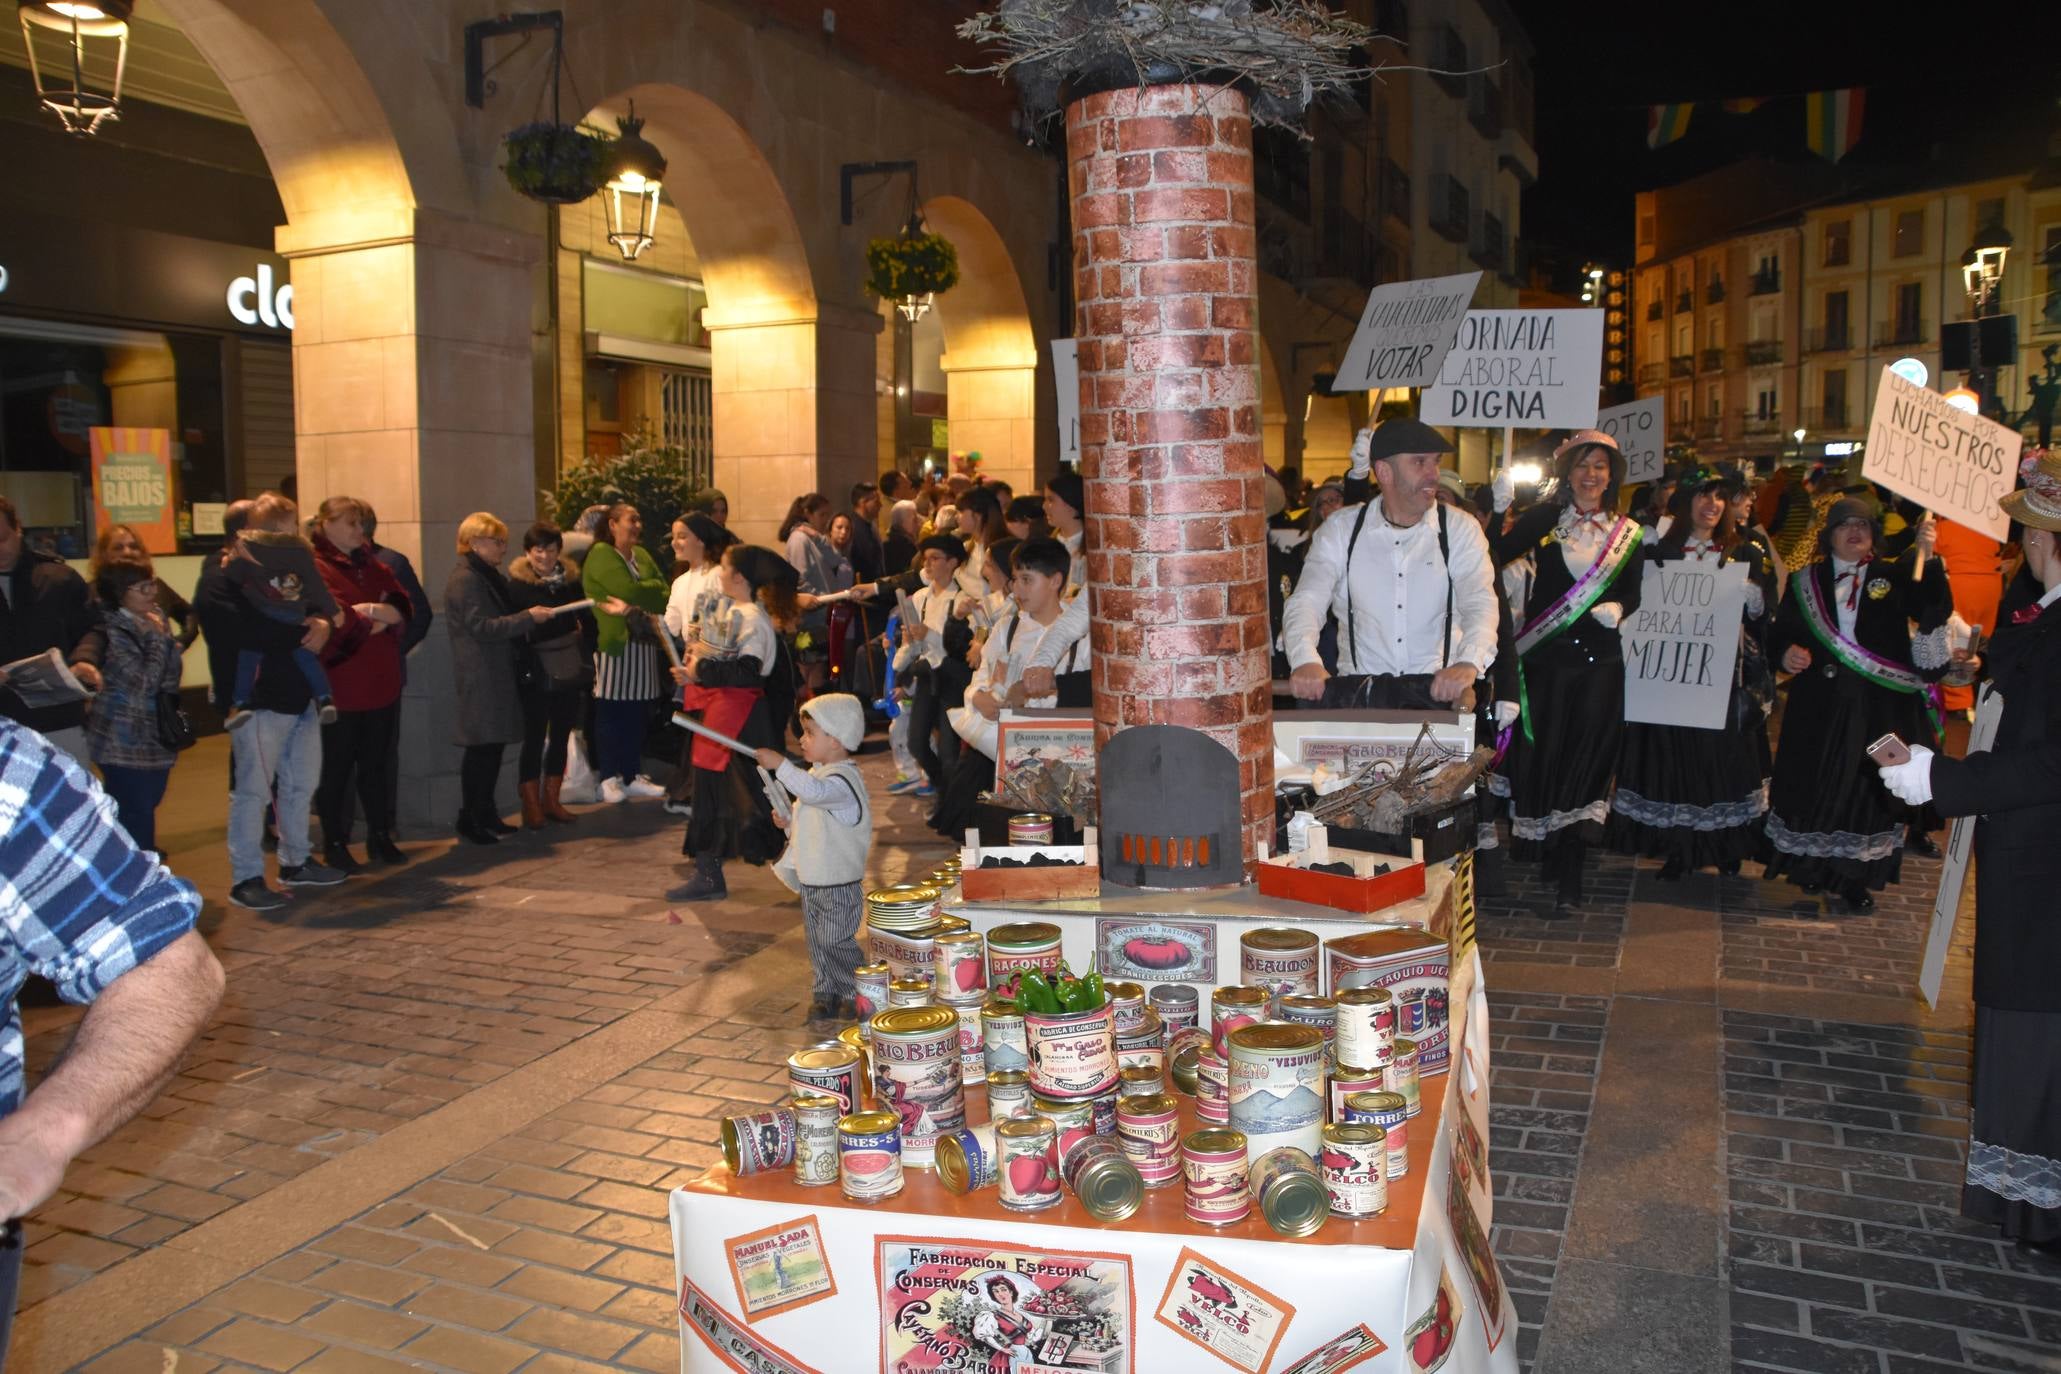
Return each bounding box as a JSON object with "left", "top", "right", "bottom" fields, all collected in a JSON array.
[
  {"left": 603, "top": 102, "right": 667, "bottom": 262},
  {"left": 18, "top": 0, "right": 131, "bottom": 136},
  {"left": 1944, "top": 386, "right": 1981, "bottom": 414}
]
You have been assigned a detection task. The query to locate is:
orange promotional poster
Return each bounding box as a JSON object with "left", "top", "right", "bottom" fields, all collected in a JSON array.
[{"left": 88, "top": 427, "right": 177, "bottom": 554}]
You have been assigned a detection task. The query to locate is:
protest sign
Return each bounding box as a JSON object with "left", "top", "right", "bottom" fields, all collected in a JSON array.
[
  {"left": 1598, "top": 395, "right": 1666, "bottom": 484},
  {"left": 1335, "top": 270, "right": 1481, "bottom": 391},
  {"left": 1053, "top": 337, "right": 1081, "bottom": 467},
  {"left": 1421, "top": 309, "right": 1605, "bottom": 430},
  {"left": 1862, "top": 369, "right": 2020, "bottom": 540},
  {"left": 1621, "top": 560, "right": 1747, "bottom": 730}
]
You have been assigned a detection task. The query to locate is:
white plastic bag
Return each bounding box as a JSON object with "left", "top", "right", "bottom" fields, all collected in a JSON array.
[{"left": 560, "top": 729, "right": 599, "bottom": 803}]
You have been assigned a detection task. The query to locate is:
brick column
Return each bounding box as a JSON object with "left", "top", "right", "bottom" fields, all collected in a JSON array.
[{"left": 1066, "top": 84, "right": 1274, "bottom": 870}]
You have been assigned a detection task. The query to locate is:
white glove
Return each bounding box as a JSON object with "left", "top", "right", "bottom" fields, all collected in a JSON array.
[
  {"left": 1348, "top": 426, "right": 1373, "bottom": 480},
  {"left": 1491, "top": 467, "right": 1514, "bottom": 513},
  {"left": 1880, "top": 745, "right": 1935, "bottom": 806},
  {"left": 1590, "top": 602, "right": 1623, "bottom": 630},
  {"left": 1493, "top": 701, "right": 1519, "bottom": 728}
]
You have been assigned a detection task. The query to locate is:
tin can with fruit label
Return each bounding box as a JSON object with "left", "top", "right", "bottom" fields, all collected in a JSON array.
[
  {"left": 1149, "top": 984, "right": 1199, "bottom": 1039},
  {"left": 792, "top": 1094, "right": 841, "bottom": 1188},
  {"left": 996, "top": 1116, "right": 1060, "bottom": 1212},
  {"left": 1211, "top": 985, "right": 1269, "bottom": 1057},
  {"left": 1388, "top": 1037, "right": 1421, "bottom": 1118},
  {"left": 869, "top": 1006, "right": 965, "bottom": 1169},
  {"left": 837, "top": 1110, "right": 901, "bottom": 1203},
  {"left": 1341, "top": 1090, "right": 1410, "bottom": 1178},
  {"left": 1227, "top": 1023, "right": 1327, "bottom": 1161},
  {"left": 984, "top": 922, "right": 1062, "bottom": 999},
  {"left": 986, "top": 1069, "right": 1032, "bottom": 1121},
  {"left": 1117, "top": 1093, "right": 1180, "bottom": 1188},
  {"left": 935, "top": 1122, "right": 999, "bottom": 1194},
  {"left": 1329, "top": 1063, "right": 1386, "bottom": 1122},
  {"left": 853, "top": 964, "right": 891, "bottom": 1036},
  {"left": 1023, "top": 1002, "right": 1119, "bottom": 1100},
  {"left": 1334, "top": 987, "right": 1396, "bottom": 1070},
  {"left": 1031, "top": 1094, "right": 1097, "bottom": 1171},
  {"left": 1105, "top": 981, "right": 1146, "bottom": 1032},
  {"left": 1182, "top": 1128, "right": 1251, "bottom": 1225},
  {"left": 1064, "top": 1135, "right": 1144, "bottom": 1221},
  {"left": 1241, "top": 927, "right": 1320, "bottom": 998},
  {"left": 1250, "top": 1145, "right": 1329, "bottom": 1237},
  {"left": 721, "top": 1108, "right": 796, "bottom": 1176},
  {"left": 1319, "top": 1123, "right": 1388, "bottom": 1217},
  {"left": 940, "top": 994, "right": 986, "bottom": 1086},
  {"left": 933, "top": 931, "right": 987, "bottom": 999},
  {"left": 787, "top": 1045, "right": 863, "bottom": 1115},
  {"left": 980, "top": 998, "right": 1029, "bottom": 1077}
]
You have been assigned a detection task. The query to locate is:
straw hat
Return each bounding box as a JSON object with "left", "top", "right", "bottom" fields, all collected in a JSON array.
[{"left": 2001, "top": 449, "right": 2061, "bottom": 533}]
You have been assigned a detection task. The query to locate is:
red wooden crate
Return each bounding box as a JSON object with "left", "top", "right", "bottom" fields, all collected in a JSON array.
[{"left": 1254, "top": 849, "right": 1426, "bottom": 915}]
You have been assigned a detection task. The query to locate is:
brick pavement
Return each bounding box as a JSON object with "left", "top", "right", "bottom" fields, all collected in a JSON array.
[{"left": 1477, "top": 849, "right": 1634, "bottom": 971}]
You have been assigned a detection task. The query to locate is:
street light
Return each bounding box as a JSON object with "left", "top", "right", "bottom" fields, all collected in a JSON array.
[
  {"left": 602, "top": 103, "right": 667, "bottom": 262},
  {"left": 17, "top": 0, "right": 131, "bottom": 135},
  {"left": 1961, "top": 224, "right": 2014, "bottom": 418}
]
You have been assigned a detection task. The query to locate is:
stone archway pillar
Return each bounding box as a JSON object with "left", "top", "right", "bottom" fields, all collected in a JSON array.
[
  {"left": 942, "top": 355, "right": 1039, "bottom": 497},
  {"left": 1066, "top": 84, "right": 1275, "bottom": 870},
  {"left": 279, "top": 207, "right": 540, "bottom": 835}
]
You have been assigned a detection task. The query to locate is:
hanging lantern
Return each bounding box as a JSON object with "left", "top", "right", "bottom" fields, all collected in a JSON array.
[
  {"left": 17, "top": 0, "right": 132, "bottom": 136},
  {"left": 603, "top": 103, "right": 667, "bottom": 261},
  {"left": 865, "top": 215, "right": 959, "bottom": 324}
]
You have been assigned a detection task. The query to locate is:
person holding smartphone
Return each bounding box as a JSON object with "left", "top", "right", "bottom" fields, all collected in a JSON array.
[{"left": 1878, "top": 453, "right": 2061, "bottom": 1252}]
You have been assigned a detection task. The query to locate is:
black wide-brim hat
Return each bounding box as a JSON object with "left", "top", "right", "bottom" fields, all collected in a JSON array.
[{"left": 1816, "top": 496, "right": 1882, "bottom": 555}]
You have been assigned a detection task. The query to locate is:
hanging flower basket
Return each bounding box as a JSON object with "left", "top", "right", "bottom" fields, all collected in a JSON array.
[
  {"left": 503, "top": 121, "right": 616, "bottom": 205},
  {"left": 865, "top": 231, "right": 961, "bottom": 305}
]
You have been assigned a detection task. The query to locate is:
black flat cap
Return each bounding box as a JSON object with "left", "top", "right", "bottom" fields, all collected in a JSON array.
[{"left": 1366, "top": 418, "right": 1455, "bottom": 462}]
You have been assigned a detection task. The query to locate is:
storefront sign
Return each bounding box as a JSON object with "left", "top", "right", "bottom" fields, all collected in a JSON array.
[
  {"left": 1095, "top": 918, "right": 1216, "bottom": 983},
  {"left": 723, "top": 1216, "right": 836, "bottom": 1320},
  {"left": 226, "top": 263, "right": 295, "bottom": 330},
  {"left": 1862, "top": 368, "right": 2020, "bottom": 540},
  {"left": 1336, "top": 271, "right": 1482, "bottom": 391},
  {"left": 1279, "top": 1324, "right": 1388, "bottom": 1374},
  {"left": 1620, "top": 560, "right": 1748, "bottom": 730},
  {"left": 1597, "top": 395, "right": 1665, "bottom": 485},
  {"left": 875, "top": 1235, "right": 1134, "bottom": 1373},
  {"left": 1, "top": 203, "right": 291, "bottom": 337},
  {"left": 679, "top": 1278, "right": 822, "bottom": 1374},
  {"left": 1154, "top": 1248, "right": 1296, "bottom": 1374},
  {"left": 1053, "top": 338, "right": 1081, "bottom": 468},
  {"left": 1420, "top": 310, "right": 1604, "bottom": 429},
  {"left": 88, "top": 427, "right": 177, "bottom": 553}
]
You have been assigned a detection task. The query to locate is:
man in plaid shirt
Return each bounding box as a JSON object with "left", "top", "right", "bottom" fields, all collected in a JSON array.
[{"left": 0, "top": 720, "right": 222, "bottom": 1360}]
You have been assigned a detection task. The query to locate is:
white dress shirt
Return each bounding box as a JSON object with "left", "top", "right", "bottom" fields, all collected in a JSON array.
[
  {"left": 1830, "top": 557, "right": 1871, "bottom": 639},
  {"left": 1282, "top": 498, "right": 1499, "bottom": 676}
]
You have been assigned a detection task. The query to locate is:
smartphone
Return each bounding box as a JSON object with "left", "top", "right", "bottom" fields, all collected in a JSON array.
[{"left": 1866, "top": 733, "right": 1911, "bottom": 767}]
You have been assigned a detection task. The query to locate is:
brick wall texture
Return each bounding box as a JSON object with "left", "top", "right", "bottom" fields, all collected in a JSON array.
[{"left": 1065, "top": 83, "right": 1275, "bottom": 867}]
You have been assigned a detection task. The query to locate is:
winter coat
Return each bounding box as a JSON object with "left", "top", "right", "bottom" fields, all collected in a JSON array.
[
  {"left": 311, "top": 533, "right": 409, "bottom": 712},
  {"left": 444, "top": 552, "right": 533, "bottom": 747},
  {"left": 1930, "top": 573, "right": 2061, "bottom": 1012},
  {"left": 507, "top": 555, "right": 595, "bottom": 693},
  {"left": 581, "top": 541, "right": 668, "bottom": 659},
  {"left": 0, "top": 549, "right": 106, "bottom": 733},
  {"left": 86, "top": 609, "right": 183, "bottom": 769}
]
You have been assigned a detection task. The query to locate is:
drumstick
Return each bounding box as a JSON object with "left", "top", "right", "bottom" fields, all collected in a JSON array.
[
  {"left": 670, "top": 711, "right": 758, "bottom": 758},
  {"left": 1912, "top": 510, "right": 1932, "bottom": 581}
]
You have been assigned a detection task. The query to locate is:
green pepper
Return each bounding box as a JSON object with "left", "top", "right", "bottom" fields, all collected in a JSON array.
[
  {"left": 1059, "top": 976, "right": 1086, "bottom": 1013},
  {"left": 1019, "top": 971, "right": 1057, "bottom": 1014},
  {"left": 1082, "top": 971, "right": 1104, "bottom": 1012}
]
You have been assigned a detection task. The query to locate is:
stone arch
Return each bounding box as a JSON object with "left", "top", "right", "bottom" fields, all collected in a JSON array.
[{"left": 922, "top": 194, "right": 1040, "bottom": 495}]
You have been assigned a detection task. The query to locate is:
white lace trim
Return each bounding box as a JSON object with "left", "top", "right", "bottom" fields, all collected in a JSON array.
[
  {"left": 1765, "top": 810, "right": 1901, "bottom": 862},
  {"left": 1968, "top": 1139, "right": 2061, "bottom": 1209},
  {"left": 1614, "top": 782, "right": 1769, "bottom": 832},
  {"left": 1911, "top": 623, "right": 1951, "bottom": 671},
  {"left": 1511, "top": 798, "right": 1609, "bottom": 840},
  {"left": 1487, "top": 773, "right": 1511, "bottom": 798}
]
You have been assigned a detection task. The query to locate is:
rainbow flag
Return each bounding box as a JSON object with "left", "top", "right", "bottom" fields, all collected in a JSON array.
[
  {"left": 1647, "top": 102, "right": 1693, "bottom": 149},
  {"left": 1806, "top": 88, "right": 1865, "bottom": 162},
  {"left": 1722, "top": 97, "right": 1764, "bottom": 115}
]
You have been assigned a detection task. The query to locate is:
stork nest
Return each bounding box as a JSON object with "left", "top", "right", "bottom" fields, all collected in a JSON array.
[{"left": 956, "top": 0, "right": 1381, "bottom": 130}]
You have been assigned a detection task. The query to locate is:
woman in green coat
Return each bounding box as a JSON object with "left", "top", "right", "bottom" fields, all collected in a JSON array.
[{"left": 581, "top": 503, "right": 671, "bottom": 802}]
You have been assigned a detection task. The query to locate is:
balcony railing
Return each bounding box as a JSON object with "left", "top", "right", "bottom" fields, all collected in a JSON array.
[
  {"left": 1676, "top": 291, "right": 1694, "bottom": 313},
  {"left": 1638, "top": 362, "right": 1666, "bottom": 388},
  {"left": 1876, "top": 319, "right": 1930, "bottom": 347},
  {"left": 1749, "top": 270, "right": 1782, "bottom": 296},
  {"left": 1379, "top": 159, "right": 1411, "bottom": 225},
  {"left": 1744, "top": 339, "right": 1784, "bottom": 366},
  {"left": 1695, "top": 415, "right": 1725, "bottom": 440},
  {"left": 1670, "top": 355, "right": 1694, "bottom": 379},
  {"left": 1646, "top": 300, "right": 1664, "bottom": 321},
  {"left": 1741, "top": 411, "right": 1783, "bottom": 436},
  {"left": 1700, "top": 347, "right": 1727, "bottom": 373},
  {"left": 1706, "top": 280, "right": 1727, "bottom": 304},
  {"left": 1805, "top": 327, "right": 1852, "bottom": 353},
  {"left": 1428, "top": 175, "right": 1469, "bottom": 243}
]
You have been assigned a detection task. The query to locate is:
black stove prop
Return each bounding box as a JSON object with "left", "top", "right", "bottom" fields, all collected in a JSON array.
[{"left": 1097, "top": 725, "right": 1245, "bottom": 889}]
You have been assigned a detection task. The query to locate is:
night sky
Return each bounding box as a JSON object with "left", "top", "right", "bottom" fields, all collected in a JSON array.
[{"left": 1507, "top": 0, "right": 2061, "bottom": 273}]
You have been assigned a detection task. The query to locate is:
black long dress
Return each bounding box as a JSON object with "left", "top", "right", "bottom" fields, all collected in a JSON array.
[
  {"left": 1610, "top": 538, "right": 1776, "bottom": 870},
  {"left": 1489, "top": 504, "right": 1647, "bottom": 861},
  {"left": 1931, "top": 572, "right": 2061, "bottom": 1244},
  {"left": 1762, "top": 550, "right": 1951, "bottom": 891}
]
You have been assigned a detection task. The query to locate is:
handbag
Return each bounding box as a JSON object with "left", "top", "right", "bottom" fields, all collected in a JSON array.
[{"left": 155, "top": 691, "right": 197, "bottom": 752}]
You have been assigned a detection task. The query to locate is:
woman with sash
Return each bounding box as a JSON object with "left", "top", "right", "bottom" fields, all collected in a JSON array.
[
  {"left": 1610, "top": 469, "right": 1776, "bottom": 879},
  {"left": 1489, "top": 430, "right": 1648, "bottom": 914},
  {"left": 1763, "top": 497, "right": 1949, "bottom": 912}
]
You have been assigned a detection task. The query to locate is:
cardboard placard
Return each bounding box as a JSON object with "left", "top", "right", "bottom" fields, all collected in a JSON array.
[
  {"left": 1420, "top": 310, "right": 1605, "bottom": 430},
  {"left": 1053, "top": 337, "right": 1082, "bottom": 468},
  {"left": 1598, "top": 395, "right": 1666, "bottom": 485},
  {"left": 88, "top": 427, "right": 177, "bottom": 554},
  {"left": 1620, "top": 561, "right": 1749, "bottom": 730},
  {"left": 1862, "top": 369, "right": 2021, "bottom": 541},
  {"left": 1336, "top": 271, "right": 1482, "bottom": 392}
]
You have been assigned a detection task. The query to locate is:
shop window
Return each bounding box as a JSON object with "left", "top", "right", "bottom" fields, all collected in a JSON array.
[{"left": 582, "top": 259, "right": 709, "bottom": 350}]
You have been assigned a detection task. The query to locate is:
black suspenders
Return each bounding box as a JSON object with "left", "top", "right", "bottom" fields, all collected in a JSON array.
[{"left": 1341, "top": 501, "right": 1452, "bottom": 674}]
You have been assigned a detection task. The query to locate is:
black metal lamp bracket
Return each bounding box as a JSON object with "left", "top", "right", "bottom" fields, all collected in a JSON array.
[
  {"left": 840, "top": 160, "right": 920, "bottom": 227},
  {"left": 465, "top": 10, "right": 564, "bottom": 109}
]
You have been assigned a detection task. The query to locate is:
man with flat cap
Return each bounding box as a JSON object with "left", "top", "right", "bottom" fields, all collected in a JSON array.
[{"left": 1282, "top": 418, "right": 1498, "bottom": 708}]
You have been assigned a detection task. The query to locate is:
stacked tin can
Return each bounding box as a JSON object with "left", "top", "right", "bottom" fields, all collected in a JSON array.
[
  {"left": 867, "top": 1005, "right": 964, "bottom": 1170},
  {"left": 1240, "top": 927, "right": 1320, "bottom": 999},
  {"left": 1277, "top": 993, "right": 1338, "bottom": 1064},
  {"left": 853, "top": 962, "right": 891, "bottom": 1033},
  {"left": 933, "top": 930, "right": 988, "bottom": 1088},
  {"left": 1117, "top": 1093, "right": 1181, "bottom": 1189},
  {"left": 1341, "top": 1090, "right": 1411, "bottom": 1179},
  {"left": 837, "top": 1109, "right": 902, "bottom": 1203},
  {"left": 1148, "top": 985, "right": 1199, "bottom": 1043},
  {"left": 787, "top": 1044, "right": 864, "bottom": 1116},
  {"left": 1388, "top": 1037, "right": 1422, "bottom": 1117},
  {"left": 980, "top": 997, "right": 1029, "bottom": 1076},
  {"left": 1182, "top": 1127, "right": 1251, "bottom": 1225},
  {"left": 791, "top": 1094, "right": 842, "bottom": 1187},
  {"left": 1226, "top": 1023, "right": 1327, "bottom": 1161},
  {"left": 984, "top": 921, "right": 1062, "bottom": 999},
  {"left": 1329, "top": 986, "right": 1395, "bottom": 1121},
  {"left": 865, "top": 884, "right": 941, "bottom": 987},
  {"left": 1210, "top": 985, "right": 1268, "bottom": 1056}
]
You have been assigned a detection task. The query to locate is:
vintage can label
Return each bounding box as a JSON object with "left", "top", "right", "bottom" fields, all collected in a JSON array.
[
  {"left": 1334, "top": 987, "right": 1396, "bottom": 1070},
  {"left": 1396, "top": 988, "right": 1428, "bottom": 1038},
  {"left": 869, "top": 927, "right": 938, "bottom": 986},
  {"left": 1249, "top": 1145, "right": 1329, "bottom": 1237},
  {"left": 869, "top": 1007, "right": 966, "bottom": 1169},
  {"left": 1320, "top": 1123, "right": 1389, "bottom": 1217},
  {"left": 1033, "top": 1095, "right": 1097, "bottom": 1171},
  {"left": 1211, "top": 985, "right": 1269, "bottom": 1058},
  {"left": 1117, "top": 1093, "right": 1181, "bottom": 1188},
  {"left": 1063, "top": 1135, "right": 1143, "bottom": 1222},
  {"left": 934, "top": 1122, "right": 999, "bottom": 1195},
  {"left": 1116, "top": 1010, "right": 1167, "bottom": 1073},
  {"left": 1341, "top": 1090, "right": 1410, "bottom": 1179},
  {"left": 986, "top": 1070, "right": 1032, "bottom": 1121},
  {"left": 1119, "top": 1064, "right": 1167, "bottom": 1098},
  {"left": 984, "top": 922, "right": 1062, "bottom": 999},
  {"left": 1088, "top": 1089, "right": 1119, "bottom": 1138},
  {"left": 1195, "top": 1048, "right": 1230, "bottom": 1124},
  {"left": 941, "top": 996, "right": 986, "bottom": 1086},
  {"left": 792, "top": 1095, "right": 841, "bottom": 1187},
  {"left": 853, "top": 963, "right": 891, "bottom": 1035},
  {"left": 1329, "top": 1064, "right": 1388, "bottom": 1122},
  {"left": 787, "top": 1045, "right": 863, "bottom": 1115},
  {"left": 1226, "top": 1024, "right": 1326, "bottom": 1162},
  {"left": 1023, "top": 1004, "right": 1119, "bottom": 1099},
  {"left": 887, "top": 977, "right": 932, "bottom": 1009},
  {"left": 1182, "top": 1128, "right": 1251, "bottom": 1225},
  {"left": 837, "top": 1110, "right": 902, "bottom": 1203},
  {"left": 1324, "top": 928, "right": 1450, "bottom": 1074},
  {"left": 1006, "top": 812, "right": 1055, "bottom": 845},
  {"left": 1105, "top": 980, "right": 1147, "bottom": 1033},
  {"left": 1149, "top": 984, "right": 1200, "bottom": 1039},
  {"left": 980, "top": 999, "right": 1028, "bottom": 1077},
  {"left": 721, "top": 1109, "right": 797, "bottom": 1176},
  {"left": 1388, "top": 1037, "right": 1422, "bottom": 1118},
  {"left": 1241, "top": 927, "right": 1319, "bottom": 998},
  {"left": 996, "top": 1117, "right": 1060, "bottom": 1211},
  {"left": 932, "top": 931, "right": 987, "bottom": 999}
]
